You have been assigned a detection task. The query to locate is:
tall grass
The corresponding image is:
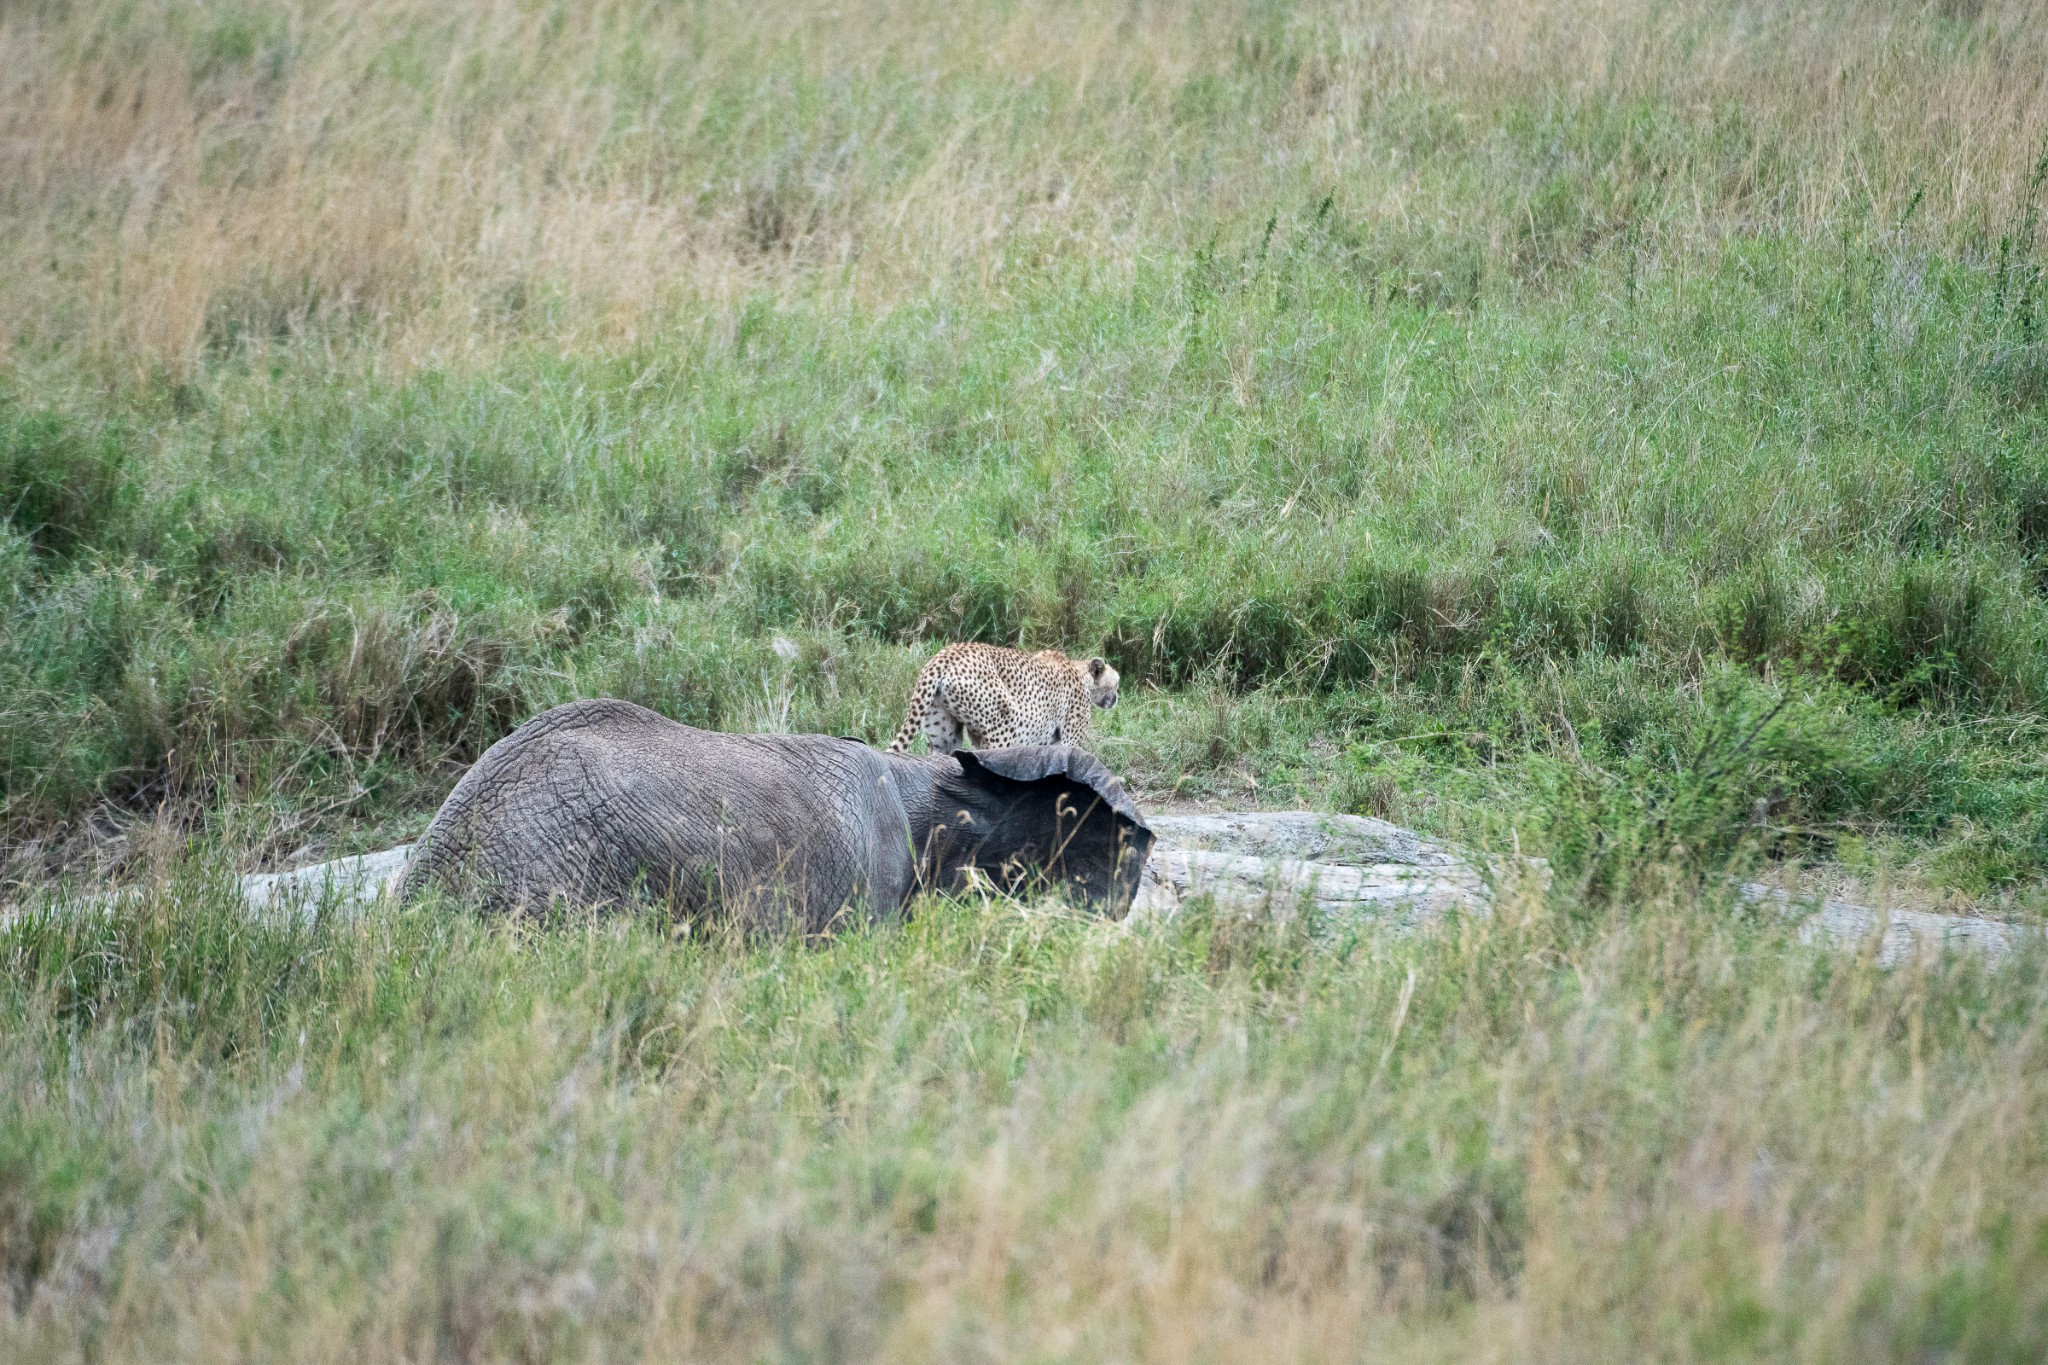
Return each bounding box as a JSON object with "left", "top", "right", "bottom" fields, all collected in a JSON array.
[
  {"left": 0, "top": 866, "right": 2043, "bottom": 1361},
  {"left": 3, "top": 0, "right": 2046, "bottom": 370}
]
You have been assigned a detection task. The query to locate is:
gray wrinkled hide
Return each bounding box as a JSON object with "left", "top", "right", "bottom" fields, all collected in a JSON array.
[{"left": 397, "top": 699, "right": 1152, "bottom": 928}]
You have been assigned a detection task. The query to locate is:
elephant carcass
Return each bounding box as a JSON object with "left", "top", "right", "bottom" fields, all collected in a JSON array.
[{"left": 397, "top": 699, "right": 1152, "bottom": 928}]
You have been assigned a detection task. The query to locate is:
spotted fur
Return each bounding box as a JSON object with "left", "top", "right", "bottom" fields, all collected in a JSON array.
[{"left": 886, "top": 643, "right": 1120, "bottom": 754}]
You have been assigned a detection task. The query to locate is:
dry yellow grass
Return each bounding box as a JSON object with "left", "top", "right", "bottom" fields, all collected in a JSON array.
[{"left": 3, "top": 0, "right": 2045, "bottom": 373}]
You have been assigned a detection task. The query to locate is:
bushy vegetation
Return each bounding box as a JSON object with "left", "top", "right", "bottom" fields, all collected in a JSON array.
[{"left": 5, "top": 0, "right": 2048, "bottom": 1355}]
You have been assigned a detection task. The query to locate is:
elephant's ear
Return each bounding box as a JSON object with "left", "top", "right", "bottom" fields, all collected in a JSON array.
[{"left": 954, "top": 745, "right": 1145, "bottom": 827}]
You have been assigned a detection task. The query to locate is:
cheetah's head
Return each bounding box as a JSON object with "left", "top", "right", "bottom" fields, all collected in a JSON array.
[{"left": 1085, "top": 657, "right": 1120, "bottom": 710}]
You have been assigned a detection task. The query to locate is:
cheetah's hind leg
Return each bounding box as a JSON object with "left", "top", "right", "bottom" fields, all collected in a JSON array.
[{"left": 921, "top": 708, "right": 964, "bottom": 753}]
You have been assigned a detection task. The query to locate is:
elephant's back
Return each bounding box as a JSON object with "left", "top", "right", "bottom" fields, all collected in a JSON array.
[
  {"left": 400, "top": 700, "right": 906, "bottom": 925},
  {"left": 398, "top": 700, "right": 652, "bottom": 909}
]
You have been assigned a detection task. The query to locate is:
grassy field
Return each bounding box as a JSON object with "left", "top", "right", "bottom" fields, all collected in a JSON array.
[{"left": 4, "top": 0, "right": 2048, "bottom": 1356}]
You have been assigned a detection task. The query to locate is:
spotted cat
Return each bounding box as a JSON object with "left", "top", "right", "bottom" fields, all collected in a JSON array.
[{"left": 886, "top": 643, "right": 1119, "bottom": 753}]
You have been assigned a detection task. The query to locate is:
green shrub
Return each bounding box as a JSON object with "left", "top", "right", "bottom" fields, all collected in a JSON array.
[{"left": 0, "top": 400, "right": 132, "bottom": 561}]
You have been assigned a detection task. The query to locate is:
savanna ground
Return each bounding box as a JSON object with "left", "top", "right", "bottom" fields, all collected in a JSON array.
[{"left": 4, "top": 0, "right": 2048, "bottom": 1358}]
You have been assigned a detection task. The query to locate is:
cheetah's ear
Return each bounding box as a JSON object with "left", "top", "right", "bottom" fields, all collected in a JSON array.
[{"left": 1087, "top": 656, "right": 1108, "bottom": 679}]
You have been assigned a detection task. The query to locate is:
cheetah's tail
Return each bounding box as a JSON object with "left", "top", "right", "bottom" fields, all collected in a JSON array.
[{"left": 887, "top": 668, "right": 938, "bottom": 753}]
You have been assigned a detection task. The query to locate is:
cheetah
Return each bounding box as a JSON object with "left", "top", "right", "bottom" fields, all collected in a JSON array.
[{"left": 886, "top": 643, "right": 1120, "bottom": 754}]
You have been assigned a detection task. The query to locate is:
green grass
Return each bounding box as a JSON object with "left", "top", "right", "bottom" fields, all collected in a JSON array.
[{"left": 7, "top": 234, "right": 2048, "bottom": 893}]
